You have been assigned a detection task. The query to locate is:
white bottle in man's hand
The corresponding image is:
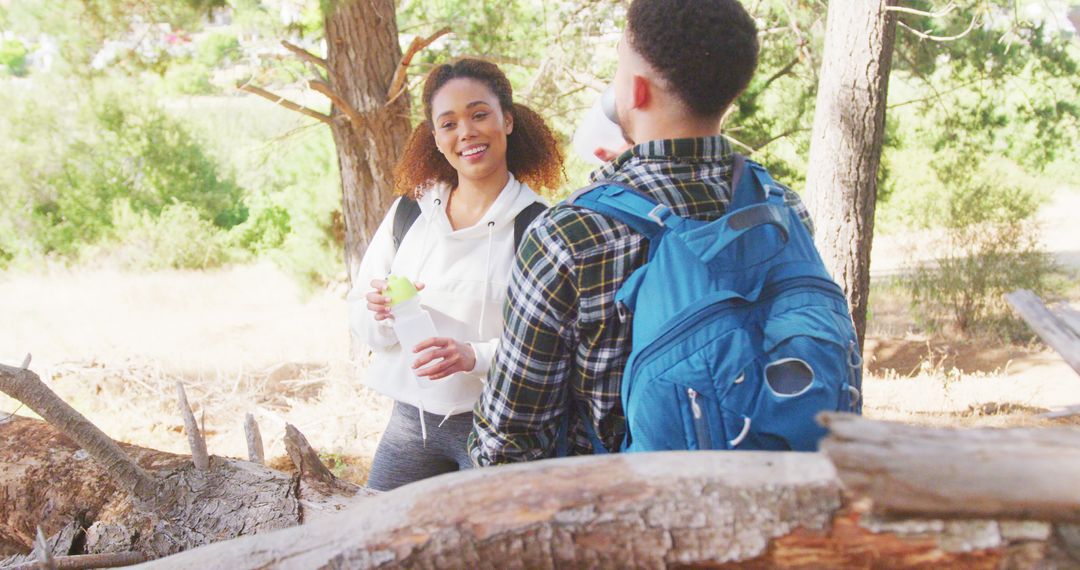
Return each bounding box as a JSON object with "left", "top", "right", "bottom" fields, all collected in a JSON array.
[{"left": 385, "top": 275, "right": 439, "bottom": 389}]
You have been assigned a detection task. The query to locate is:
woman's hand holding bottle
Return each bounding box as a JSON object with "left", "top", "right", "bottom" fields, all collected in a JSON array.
[
  {"left": 411, "top": 338, "right": 477, "bottom": 380},
  {"left": 366, "top": 278, "right": 424, "bottom": 321}
]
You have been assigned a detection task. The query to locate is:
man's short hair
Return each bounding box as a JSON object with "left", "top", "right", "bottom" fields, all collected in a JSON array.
[{"left": 627, "top": 0, "right": 759, "bottom": 120}]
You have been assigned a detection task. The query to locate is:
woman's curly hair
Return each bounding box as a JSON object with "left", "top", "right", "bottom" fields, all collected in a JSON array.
[{"left": 393, "top": 58, "right": 565, "bottom": 197}]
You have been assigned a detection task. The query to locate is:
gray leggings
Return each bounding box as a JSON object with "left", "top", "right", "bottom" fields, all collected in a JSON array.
[{"left": 366, "top": 401, "right": 474, "bottom": 492}]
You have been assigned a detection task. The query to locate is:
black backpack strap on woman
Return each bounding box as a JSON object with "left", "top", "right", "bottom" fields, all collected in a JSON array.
[{"left": 392, "top": 197, "right": 547, "bottom": 251}]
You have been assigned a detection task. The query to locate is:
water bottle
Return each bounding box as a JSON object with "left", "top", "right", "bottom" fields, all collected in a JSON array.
[
  {"left": 571, "top": 84, "right": 626, "bottom": 165},
  {"left": 385, "top": 275, "right": 439, "bottom": 389}
]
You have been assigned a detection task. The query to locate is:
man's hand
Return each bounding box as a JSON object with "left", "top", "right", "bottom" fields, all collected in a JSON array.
[
  {"left": 411, "top": 337, "right": 476, "bottom": 379},
  {"left": 593, "top": 142, "right": 633, "bottom": 162}
]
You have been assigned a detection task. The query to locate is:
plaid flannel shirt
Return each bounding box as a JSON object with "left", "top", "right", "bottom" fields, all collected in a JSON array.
[{"left": 468, "top": 135, "right": 814, "bottom": 465}]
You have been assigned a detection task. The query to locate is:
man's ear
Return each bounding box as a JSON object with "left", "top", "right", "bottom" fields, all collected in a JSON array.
[{"left": 631, "top": 75, "right": 651, "bottom": 110}]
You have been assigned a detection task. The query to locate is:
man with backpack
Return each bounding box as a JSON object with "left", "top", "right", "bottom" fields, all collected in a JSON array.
[{"left": 469, "top": 0, "right": 856, "bottom": 465}]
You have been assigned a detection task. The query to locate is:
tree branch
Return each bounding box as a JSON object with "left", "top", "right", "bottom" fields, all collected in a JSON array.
[
  {"left": 559, "top": 64, "right": 608, "bottom": 93},
  {"left": 176, "top": 382, "right": 209, "bottom": 470},
  {"left": 236, "top": 83, "right": 332, "bottom": 125},
  {"left": 754, "top": 126, "right": 811, "bottom": 151},
  {"left": 386, "top": 27, "right": 451, "bottom": 103},
  {"left": 281, "top": 40, "right": 327, "bottom": 70},
  {"left": 761, "top": 56, "right": 801, "bottom": 92},
  {"left": 897, "top": 12, "right": 980, "bottom": 42},
  {"left": 5, "top": 551, "right": 146, "bottom": 570},
  {"left": 886, "top": 2, "right": 957, "bottom": 18},
  {"left": 0, "top": 363, "right": 157, "bottom": 503},
  {"left": 308, "top": 79, "right": 365, "bottom": 132}
]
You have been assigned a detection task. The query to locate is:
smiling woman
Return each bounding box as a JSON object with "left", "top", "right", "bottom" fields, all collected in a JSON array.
[
  {"left": 394, "top": 58, "right": 564, "bottom": 198},
  {"left": 346, "top": 58, "right": 564, "bottom": 492}
]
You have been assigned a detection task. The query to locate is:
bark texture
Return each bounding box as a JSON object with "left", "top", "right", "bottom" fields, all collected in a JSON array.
[
  {"left": 804, "top": 0, "right": 898, "bottom": 351},
  {"left": 820, "top": 412, "right": 1080, "bottom": 522},
  {"left": 139, "top": 452, "right": 844, "bottom": 569},
  {"left": 324, "top": 0, "right": 413, "bottom": 277}
]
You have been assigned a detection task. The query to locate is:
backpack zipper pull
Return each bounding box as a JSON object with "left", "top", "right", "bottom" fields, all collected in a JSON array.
[{"left": 688, "top": 388, "right": 702, "bottom": 419}]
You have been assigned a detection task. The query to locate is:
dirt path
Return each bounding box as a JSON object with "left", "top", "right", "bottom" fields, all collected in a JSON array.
[{"left": 871, "top": 186, "right": 1080, "bottom": 277}]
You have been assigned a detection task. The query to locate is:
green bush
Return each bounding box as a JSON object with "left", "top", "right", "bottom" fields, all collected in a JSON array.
[
  {"left": 0, "top": 38, "right": 28, "bottom": 77},
  {"left": 1, "top": 77, "right": 248, "bottom": 262},
  {"left": 110, "top": 200, "right": 231, "bottom": 269},
  {"left": 902, "top": 158, "right": 1061, "bottom": 341},
  {"left": 163, "top": 61, "right": 216, "bottom": 95},
  {"left": 196, "top": 32, "right": 241, "bottom": 68},
  {"left": 160, "top": 94, "right": 345, "bottom": 289}
]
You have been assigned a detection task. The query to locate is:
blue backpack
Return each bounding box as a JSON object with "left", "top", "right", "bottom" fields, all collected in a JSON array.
[{"left": 570, "top": 155, "right": 862, "bottom": 453}]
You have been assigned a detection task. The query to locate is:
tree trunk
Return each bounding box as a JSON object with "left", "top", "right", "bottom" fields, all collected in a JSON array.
[
  {"left": 139, "top": 415, "right": 1080, "bottom": 569},
  {"left": 804, "top": 0, "right": 898, "bottom": 351},
  {"left": 324, "top": 0, "right": 413, "bottom": 279}
]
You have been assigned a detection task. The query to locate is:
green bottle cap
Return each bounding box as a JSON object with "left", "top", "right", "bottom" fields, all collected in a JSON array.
[{"left": 385, "top": 275, "right": 419, "bottom": 306}]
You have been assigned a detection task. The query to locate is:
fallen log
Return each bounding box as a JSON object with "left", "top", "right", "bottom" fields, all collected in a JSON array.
[
  {"left": 0, "top": 362, "right": 366, "bottom": 566},
  {"left": 6, "top": 354, "right": 1080, "bottom": 568},
  {"left": 819, "top": 412, "right": 1080, "bottom": 522},
  {"left": 140, "top": 415, "right": 1080, "bottom": 569}
]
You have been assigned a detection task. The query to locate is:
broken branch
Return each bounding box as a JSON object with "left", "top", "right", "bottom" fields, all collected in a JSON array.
[
  {"left": 236, "top": 83, "right": 332, "bottom": 125},
  {"left": 244, "top": 413, "right": 265, "bottom": 465},
  {"left": 308, "top": 80, "right": 365, "bottom": 132},
  {"left": 281, "top": 40, "right": 327, "bottom": 70},
  {"left": 9, "top": 551, "right": 146, "bottom": 570},
  {"left": 0, "top": 363, "right": 157, "bottom": 502},
  {"left": 386, "top": 27, "right": 451, "bottom": 103},
  {"left": 34, "top": 527, "right": 55, "bottom": 570},
  {"left": 176, "top": 382, "right": 209, "bottom": 470},
  {"left": 284, "top": 423, "right": 335, "bottom": 486}
]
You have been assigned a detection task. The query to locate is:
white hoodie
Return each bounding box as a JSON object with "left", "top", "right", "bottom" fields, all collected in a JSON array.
[{"left": 348, "top": 173, "right": 546, "bottom": 416}]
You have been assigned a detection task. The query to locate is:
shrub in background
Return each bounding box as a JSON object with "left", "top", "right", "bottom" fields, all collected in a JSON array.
[
  {"left": 196, "top": 32, "right": 241, "bottom": 68},
  {"left": 110, "top": 200, "right": 231, "bottom": 269},
  {"left": 903, "top": 157, "right": 1062, "bottom": 341},
  {"left": 0, "top": 38, "right": 28, "bottom": 77},
  {"left": 163, "top": 61, "right": 216, "bottom": 95}
]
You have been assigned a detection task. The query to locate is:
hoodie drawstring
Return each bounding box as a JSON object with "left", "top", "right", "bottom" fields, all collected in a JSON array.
[
  {"left": 418, "top": 400, "right": 428, "bottom": 445},
  {"left": 438, "top": 406, "right": 458, "bottom": 428}
]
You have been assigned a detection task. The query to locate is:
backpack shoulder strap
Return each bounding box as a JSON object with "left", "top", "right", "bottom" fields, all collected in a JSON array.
[
  {"left": 513, "top": 201, "right": 547, "bottom": 249},
  {"left": 566, "top": 181, "right": 677, "bottom": 241},
  {"left": 392, "top": 196, "right": 421, "bottom": 250},
  {"left": 730, "top": 153, "right": 786, "bottom": 211}
]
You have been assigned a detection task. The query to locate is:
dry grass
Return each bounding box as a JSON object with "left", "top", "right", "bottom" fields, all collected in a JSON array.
[
  {"left": 0, "top": 263, "right": 392, "bottom": 485},
  {"left": 0, "top": 357, "right": 393, "bottom": 485}
]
